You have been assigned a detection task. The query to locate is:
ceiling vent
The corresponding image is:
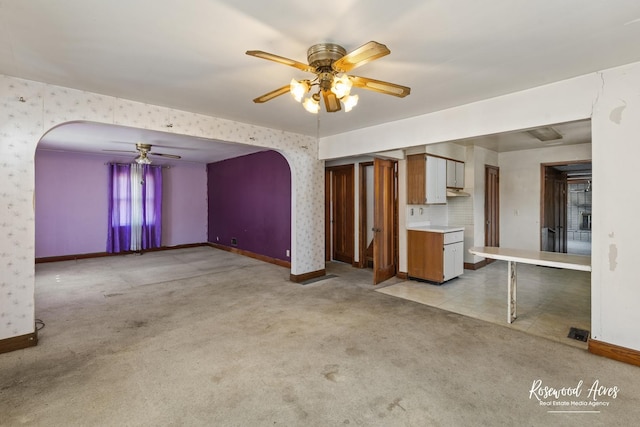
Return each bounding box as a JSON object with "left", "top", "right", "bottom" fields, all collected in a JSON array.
[{"left": 527, "top": 127, "right": 563, "bottom": 141}]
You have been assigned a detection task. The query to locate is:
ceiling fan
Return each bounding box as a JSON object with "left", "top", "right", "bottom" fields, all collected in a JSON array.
[
  {"left": 246, "top": 41, "right": 411, "bottom": 113},
  {"left": 104, "top": 143, "right": 181, "bottom": 164}
]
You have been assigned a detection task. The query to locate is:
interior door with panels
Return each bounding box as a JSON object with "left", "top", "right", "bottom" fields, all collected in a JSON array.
[{"left": 328, "top": 165, "right": 355, "bottom": 264}]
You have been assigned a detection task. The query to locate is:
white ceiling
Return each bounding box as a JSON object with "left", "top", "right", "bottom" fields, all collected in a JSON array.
[
  {"left": 2, "top": 0, "right": 639, "bottom": 161},
  {"left": 38, "top": 122, "right": 266, "bottom": 164}
]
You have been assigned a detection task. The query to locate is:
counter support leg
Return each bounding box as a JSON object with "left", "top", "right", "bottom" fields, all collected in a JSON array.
[{"left": 508, "top": 260, "right": 517, "bottom": 323}]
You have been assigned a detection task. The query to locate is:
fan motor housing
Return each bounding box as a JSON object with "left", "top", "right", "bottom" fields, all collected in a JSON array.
[{"left": 307, "top": 43, "right": 346, "bottom": 69}]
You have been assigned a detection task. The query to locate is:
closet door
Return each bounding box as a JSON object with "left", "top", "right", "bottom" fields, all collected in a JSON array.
[
  {"left": 330, "top": 165, "right": 355, "bottom": 264},
  {"left": 373, "top": 158, "right": 397, "bottom": 284}
]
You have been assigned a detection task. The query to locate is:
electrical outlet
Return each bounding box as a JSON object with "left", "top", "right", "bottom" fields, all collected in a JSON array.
[
  {"left": 231, "top": 237, "right": 237, "bottom": 246},
  {"left": 286, "top": 250, "right": 290, "bottom": 257}
]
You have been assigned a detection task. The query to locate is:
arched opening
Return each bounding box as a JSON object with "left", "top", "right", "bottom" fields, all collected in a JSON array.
[{"left": 34, "top": 121, "right": 293, "bottom": 267}]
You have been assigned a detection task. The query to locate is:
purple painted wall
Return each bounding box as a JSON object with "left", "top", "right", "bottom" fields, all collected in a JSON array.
[
  {"left": 35, "top": 150, "right": 108, "bottom": 257},
  {"left": 35, "top": 150, "right": 207, "bottom": 258},
  {"left": 207, "top": 150, "right": 291, "bottom": 262},
  {"left": 161, "top": 164, "right": 208, "bottom": 246}
]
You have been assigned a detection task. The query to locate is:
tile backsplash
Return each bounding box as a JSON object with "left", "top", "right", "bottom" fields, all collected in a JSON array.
[
  {"left": 407, "top": 195, "right": 473, "bottom": 227},
  {"left": 447, "top": 196, "right": 474, "bottom": 226},
  {"left": 407, "top": 204, "right": 447, "bottom": 225}
]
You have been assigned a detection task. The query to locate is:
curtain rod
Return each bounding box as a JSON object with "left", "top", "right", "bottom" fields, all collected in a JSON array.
[{"left": 105, "top": 162, "right": 171, "bottom": 169}]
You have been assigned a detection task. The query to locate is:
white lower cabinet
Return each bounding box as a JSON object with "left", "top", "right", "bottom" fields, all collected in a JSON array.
[{"left": 443, "top": 241, "right": 464, "bottom": 282}]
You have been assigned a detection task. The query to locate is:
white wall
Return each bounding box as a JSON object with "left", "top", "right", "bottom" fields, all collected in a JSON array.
[
  {"left": 319, "top": 73, "right": 598, "bottom": 160},
  {"left": 425, "top": 142, "right": 466, "bottom": 161},
  {"left": 591, "top": 64, "right": 640, "bottom": 349},
  {"left": 320, "top": 61, "right": 640, "bottom": 353},
  {"left": 468, "top": 145, "right": 499, "bottom": 263},
  {"left": 499, "top": 143, "right": 592, "bottom": 250}
]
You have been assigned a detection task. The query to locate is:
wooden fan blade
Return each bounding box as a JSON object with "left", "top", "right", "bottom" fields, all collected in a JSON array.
[
  {"left": 149, "top": 152, "right": 181, "bottom": 159},
  {"left": 322, "top": 89, "right": 341, "bottom": 113},
  {"left": 246, "top": 50, "right": 315, "bottom": 73},
  {"left": 332, "top": 41, "right": 390, "bottom": 72},
  {"left": 253, "top": 85, "right": 291, "bottom": 103},
  {"left": 348, "top": 75, "right": 411, "bottom": 98},
  {"left": 102, "top": 149, "right": 137, "bottom": 153}
]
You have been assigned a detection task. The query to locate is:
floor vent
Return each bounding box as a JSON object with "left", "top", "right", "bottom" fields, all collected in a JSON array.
[
  {"left": 568, "top": 327, "right": 590, "bottom": 342},
  {"left": 300, "top": 274, "right": 337, "bottom": 285}
]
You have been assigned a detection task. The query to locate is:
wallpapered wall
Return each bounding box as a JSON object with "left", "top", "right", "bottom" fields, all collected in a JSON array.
[
  {"left": 208, "top": 151, "right": 291, "bottom": 262},
  {"left": 0, "top": 74, "right": 324, "bottom": 342}
]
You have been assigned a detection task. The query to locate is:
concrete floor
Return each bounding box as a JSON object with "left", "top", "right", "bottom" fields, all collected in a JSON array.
[{"left": 1, "top": 247, "right": 639, "bottom": 426}]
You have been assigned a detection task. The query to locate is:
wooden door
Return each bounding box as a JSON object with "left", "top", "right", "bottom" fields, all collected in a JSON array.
[
  {"left": 330, "top": 165, "right": 354, "bottom": 264},
  {"left": 373, "top": 158, "right": 397, "bottom": 284},
  {"left": 542, "top": 166, "right": 568, "bottom": 252},
  {"left": 554, "top": 176, "right": 568, "bottom": 253},
  {"left": 358, "top": 162, "right": 374, "bottom": 268},
  {"left": 485, "top": 165, "right": 500, "bottom": 247}
]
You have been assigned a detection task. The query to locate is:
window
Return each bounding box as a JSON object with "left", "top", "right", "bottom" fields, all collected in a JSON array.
[{"left": 107, "top": 163, "right": 162, "bottom": 253}]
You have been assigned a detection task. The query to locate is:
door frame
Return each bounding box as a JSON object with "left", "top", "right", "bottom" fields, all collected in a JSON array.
[
  {"left": 326, "top": 160, "right": 398, "bottom": 280},
  {"left": 357, "top": 161, "right": 374, "bottom": 268},
  {"left": 484, "top": 165, "right": 500, "bottom": 248},
  {"left": 540, "top": 160, "right": 591, "bottom": 252},
  {"left": 325, "top": 164, "right": 355, "bottom": 264}
]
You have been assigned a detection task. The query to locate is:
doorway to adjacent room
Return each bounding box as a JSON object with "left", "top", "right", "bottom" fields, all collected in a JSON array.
[{"left": 540, "top": 161, "right": 592, "bottom": 256}]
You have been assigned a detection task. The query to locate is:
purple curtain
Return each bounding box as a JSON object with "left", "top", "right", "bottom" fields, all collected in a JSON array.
[
  {"left": 107, "top": 164, "right": 162, "bottom": 253},
  {"left": 107, "top": 164, "right": 132, "bottom": 253},
  {"left": 141, "top": 164, "right": 162, "bottom": 250}
]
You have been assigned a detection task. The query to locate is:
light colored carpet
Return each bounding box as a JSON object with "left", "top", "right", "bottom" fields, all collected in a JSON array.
[{"left": 1, "top": 247, "right": 637, "bottom": 426}]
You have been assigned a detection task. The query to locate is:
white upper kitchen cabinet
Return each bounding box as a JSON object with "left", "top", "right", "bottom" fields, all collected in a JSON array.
[
  {"left": 426, "top": 155, "right": 447, "bottom": 204},
  {"left": 446, "top": 159, "right": 465, "bottom": 189}
]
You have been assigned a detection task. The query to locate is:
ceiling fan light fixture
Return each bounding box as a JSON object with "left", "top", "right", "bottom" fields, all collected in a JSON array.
[
  {"left": 247, "top": 41, "right": 410, "bottom": 114},
  {"left": 135, "top": 154, "right": 151, "bottom": 164},
  {"left": 302, "top": 95, "right": 320, "bottom": 114},
  {"left": 290, "top": 78, "right": 309, "bottom": 102},
  {"left": 331, "top": 74, "right": 352, "bottom": 98},
  {"left": 342, "top": 94, "right": 359, "bottom": 112}
]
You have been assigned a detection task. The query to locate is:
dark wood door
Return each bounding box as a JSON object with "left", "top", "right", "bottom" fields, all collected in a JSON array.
[
  {"left": 554, "top": 176, "right": 568, "bottom": 253},
  {"left": 373, "top": 158, "right": 397, "bottom": 284},
  {"left": 330, "top": 165, "right": 354, "bottom": 264},
  {"left": 485, "top": 165, "right": 500, "bottom": 247},
  {"left": 542, "top": 166, "right": 568, "bottom": 252}
]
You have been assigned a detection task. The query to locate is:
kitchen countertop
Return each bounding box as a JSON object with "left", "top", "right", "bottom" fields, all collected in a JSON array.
[{"left": 406, "top": 225, "right": 465, "bottom": 233}]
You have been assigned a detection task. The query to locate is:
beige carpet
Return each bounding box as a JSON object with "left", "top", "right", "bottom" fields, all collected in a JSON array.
[{"left": 1, "top": 247, "right": 637, "bottom": 426}]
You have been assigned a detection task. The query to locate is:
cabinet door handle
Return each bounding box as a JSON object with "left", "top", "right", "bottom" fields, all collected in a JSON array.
[{"left": 372, "top": 227, "right": 381, "bottom": 233}]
